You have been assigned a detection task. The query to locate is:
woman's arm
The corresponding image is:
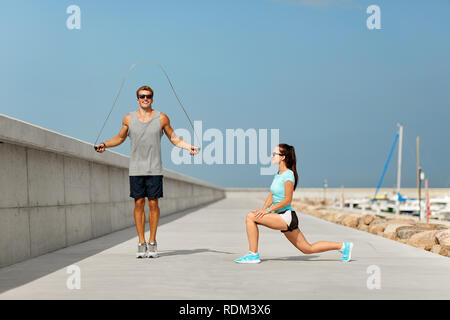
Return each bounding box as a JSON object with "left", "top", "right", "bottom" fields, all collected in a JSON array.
[
  {"left": 266, "top": 181, "right": 294, "bottom": 212},
  {"left": 261, "top": 193, "right": 273, "bottom": 210}
]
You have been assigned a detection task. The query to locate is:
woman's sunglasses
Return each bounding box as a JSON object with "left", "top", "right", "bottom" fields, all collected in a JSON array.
[
  {"left": 139, "top": 94, "right": 153, "bottom": 99},
  {"left": 272, "top": 152, "right": 283, "bottom": 157}
]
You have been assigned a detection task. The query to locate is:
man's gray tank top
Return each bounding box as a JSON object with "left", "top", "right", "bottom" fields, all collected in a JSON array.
[{"left": 127, "top": 110, "right": 163, "bottom": 176}]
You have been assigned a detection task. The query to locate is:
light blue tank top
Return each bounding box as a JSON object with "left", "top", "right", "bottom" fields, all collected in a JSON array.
[{"left": 270, "top": 169, "right": 295, "bottom": 213}]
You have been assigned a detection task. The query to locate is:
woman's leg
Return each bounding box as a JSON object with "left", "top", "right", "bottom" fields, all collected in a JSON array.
[
  {"left": 246, "top": 212, "right": 288, "bottom": 253},
  {"left": 284, "top": 228, "right": 342, "bottom": 254}
]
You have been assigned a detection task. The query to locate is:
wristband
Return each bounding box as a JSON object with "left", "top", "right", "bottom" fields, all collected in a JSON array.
[
  {"left": 267, "top": 207, "right": 271, "bottom": 213},
  {"left": 102, "top": 142, "right": 107, "bottom": 148}
]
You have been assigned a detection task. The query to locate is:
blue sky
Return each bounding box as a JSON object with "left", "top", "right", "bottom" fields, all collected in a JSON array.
[{"left": 1, "top": 0, "right": 449, "bottom": 188}]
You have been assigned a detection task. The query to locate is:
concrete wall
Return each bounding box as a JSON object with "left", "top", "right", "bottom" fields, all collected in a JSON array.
[{"left": 0, "top": 114, "right": 225, "bottom": 267}]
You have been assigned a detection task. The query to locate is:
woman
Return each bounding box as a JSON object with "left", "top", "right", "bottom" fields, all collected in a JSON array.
[{"left": 235, "top": 143, "right": 353, "bottom": 263}]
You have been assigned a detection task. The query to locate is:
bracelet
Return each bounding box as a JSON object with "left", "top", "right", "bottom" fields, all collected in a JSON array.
[
  {"left": 267, "top": 207, "right": 271, "bottom": 213},
  {"left": 102, "top": 142, "right": 108, "bottom": 148}
]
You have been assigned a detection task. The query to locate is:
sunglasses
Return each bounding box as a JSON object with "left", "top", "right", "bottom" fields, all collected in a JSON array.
[
  {"left": 139, "top": 94, "right": 153, "bottom": 99},
  {"left": 272, "top": 152, "right": 283, "bottom": 157}
]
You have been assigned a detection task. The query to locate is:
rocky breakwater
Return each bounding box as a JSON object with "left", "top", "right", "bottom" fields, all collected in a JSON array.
[{"left": 292, "top": 199, "right": 450, "bottom": 258}]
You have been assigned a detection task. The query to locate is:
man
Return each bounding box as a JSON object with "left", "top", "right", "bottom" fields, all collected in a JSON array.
[{"left": 95, "top": 85, "right": 199, "bottom": 258}]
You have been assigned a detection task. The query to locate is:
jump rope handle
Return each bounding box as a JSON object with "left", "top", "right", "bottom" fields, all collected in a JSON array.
[{"left": 94, "top": 142, "right": 106, "bottom": 151}]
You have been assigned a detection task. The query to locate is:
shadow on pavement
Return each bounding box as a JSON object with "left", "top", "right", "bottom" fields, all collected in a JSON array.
[
  {"left": 263, "top": 255, "right": 342, "bottom": 262},
  {"left": 0, "top": 201, "right": 217, "bottom": 295},
  {"left": 159, "top": 248, "right": 234, "bottom": 257}
]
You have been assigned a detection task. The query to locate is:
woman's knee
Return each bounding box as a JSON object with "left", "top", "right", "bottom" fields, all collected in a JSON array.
[
  {"left": 301, "top": 247, "right": 314, "bottom": 254},
  {"left": 298, "top": 243, "right": 314, "bottom": 254},
  {"left": 246, "top": 212, "right": 255, "bottom": 223}
]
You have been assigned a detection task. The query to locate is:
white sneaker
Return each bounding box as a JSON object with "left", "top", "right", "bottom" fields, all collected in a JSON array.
[
  {"left": 147, "top": 241, "right": 158, "bottom": 258},
  {"left": 136, "top": 242, "right": 147, "bottom": 258}
]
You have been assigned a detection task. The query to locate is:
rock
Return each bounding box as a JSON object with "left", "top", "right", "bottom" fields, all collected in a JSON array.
[
  {"left": 431, "top": 244, "right": 450, "bottom": 257},
  {"left": 369, "top": 218, "right": 387, "bottom": 226},
  {"left": 435, "top": 230, "right": 450, "bottom": 249},
  {"left": 384, "top": 224, "right": 412, "bottom": 235},
  {"left": 316, "top": 212, "right": 328, "bottom": 219},
  {"left": 361, "top": 214, "right": 375, "bottom": 225},
  {"left": 320, "top": 212, "right": 334, "bottom": 222},
  {"left": 385, "top": 218, "right": 416, "bottom": 225},
  {"left": 369, "top": 223, "right": 388, "bottom": 234},
  {"left": 396, "top": 227, "right": 426, "bottom": 240},
  {"left": 358, "top": 224, "right": 370, "bottom": 232},
  {"left": 415, "top": 223, "right": 448, "bottom": 231},
  {"left": 329, "top": 212, "right": 348, "bottom": 224},
  {"left": 308, "top": 211, "right": 325, "bottom": 219},
  {"left": 342, "top": 215, "right": 360, "bottom": 228},
  {"left": 406, "top": 231, "right": 438, "bottom": 251},
  {"left": 440, "top": 247, "right": 450, "bottom": 257},
  {"left": 383, "top": 232, "right": 397, "bottom": 240},
  {"left": 431, "top": 245, "right": 442, "bottom": 254},
  {"left": 383, "top": 223, "right": 412, "bottom": 240}
]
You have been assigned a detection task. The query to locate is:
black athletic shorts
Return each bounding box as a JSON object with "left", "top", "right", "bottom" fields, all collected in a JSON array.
[
  {"left": 278, "top": 210, "right": 299, "bottom": 233},
  {"left": 129, "top": 175, "right": 163, "bottom": 199}
]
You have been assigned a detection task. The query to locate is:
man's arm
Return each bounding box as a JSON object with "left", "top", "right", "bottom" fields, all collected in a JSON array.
[
  {"left": 95, "top": 114, "right": 130, "bottom": 153},
  {"left": 160, "top": 112, "right": 199, "bottom": 155}
]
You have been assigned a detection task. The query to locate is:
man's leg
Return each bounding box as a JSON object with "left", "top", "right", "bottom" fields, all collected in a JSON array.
[
  {"left": 148, "top": 198, "right": 160, "bottom": 243},
  {"left": 134, "top": 198, "right": 146, "bottom": 243}
]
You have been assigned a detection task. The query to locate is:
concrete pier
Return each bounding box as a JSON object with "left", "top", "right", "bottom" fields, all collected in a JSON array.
[{"left": 1, "top": 193, "right": 449, "bottom": 299}]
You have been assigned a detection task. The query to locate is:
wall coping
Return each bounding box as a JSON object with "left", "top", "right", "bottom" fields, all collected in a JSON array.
[{"left": 0, "top": 113, "right": 224, "bottom": 191}]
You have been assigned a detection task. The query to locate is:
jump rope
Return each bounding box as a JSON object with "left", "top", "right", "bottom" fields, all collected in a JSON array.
[{"left": 93, "top": 60, "right": 201, "bottom": 152}]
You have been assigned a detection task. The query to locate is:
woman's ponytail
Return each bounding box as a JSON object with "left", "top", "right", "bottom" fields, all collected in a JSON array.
[{"left": 279, "top": 143, "right": 299, "bottom": 190}]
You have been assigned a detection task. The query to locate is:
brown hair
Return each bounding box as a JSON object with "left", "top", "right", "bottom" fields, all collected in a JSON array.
[
  {"left": 278, "top": 143, "right": 299, "bottom": 190},
  {"left": 136, "top": 85, "right": 154, "bottom": 98}
]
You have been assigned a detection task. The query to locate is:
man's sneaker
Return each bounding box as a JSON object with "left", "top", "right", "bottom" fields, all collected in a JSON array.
[
  {"left": 234, "top": 252, "right": 261, "bottom": 264},
  {"left": 136, "top": 242, "right": 147, "bottom": 258},
  {"left": 147, "top": 241, "right": 158, "bottom": 258},
  {"left": 340, "top": 242, "right": 353, "bottom": 262}
]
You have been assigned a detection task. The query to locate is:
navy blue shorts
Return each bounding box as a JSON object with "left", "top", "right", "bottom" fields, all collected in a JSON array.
[{"left": 129, "top": 175, "right": 163, "bottom": 199}]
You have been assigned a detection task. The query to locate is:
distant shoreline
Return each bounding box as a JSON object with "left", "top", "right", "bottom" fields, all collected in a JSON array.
[{"left": 226, "top": 187, "right": 450, "bottom": 198}]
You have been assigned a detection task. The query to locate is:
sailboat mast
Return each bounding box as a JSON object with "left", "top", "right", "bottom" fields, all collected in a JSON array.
[
  {"left": 396, "top": 124, "right": 403, "bottom": 215},
  {"left": 417, "top": 136, "right": 423, "bottom": 220}
]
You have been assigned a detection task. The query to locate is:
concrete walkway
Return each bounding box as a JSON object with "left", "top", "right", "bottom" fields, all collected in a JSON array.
[{"left": 1, "top": 193, "right": 450, "bottom": 299}]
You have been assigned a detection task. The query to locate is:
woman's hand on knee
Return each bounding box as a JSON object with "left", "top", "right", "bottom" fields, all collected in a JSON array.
[{"left": 253, "top": 209, "right": 268, "bottom": 220}]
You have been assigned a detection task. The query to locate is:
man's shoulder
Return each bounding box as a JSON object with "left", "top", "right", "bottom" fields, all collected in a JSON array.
[
  {"left": 122, "top": 113, "right": 133, "bottom": 125},
  {"left": 159, "top": 112, "right": 169, "bottom": 123},
  {"left": 159, "top": 111, "right": 168, "bottom": 118}
]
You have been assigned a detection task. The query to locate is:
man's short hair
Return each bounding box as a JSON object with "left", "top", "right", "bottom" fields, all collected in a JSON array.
[{"left": 136, "top": 85, "right": 154, "bottom": 98}]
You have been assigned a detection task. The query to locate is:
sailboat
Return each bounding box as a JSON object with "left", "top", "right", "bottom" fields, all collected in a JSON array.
[{"left": 372, "top": 124, "right": 405, "bottom": 215}]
